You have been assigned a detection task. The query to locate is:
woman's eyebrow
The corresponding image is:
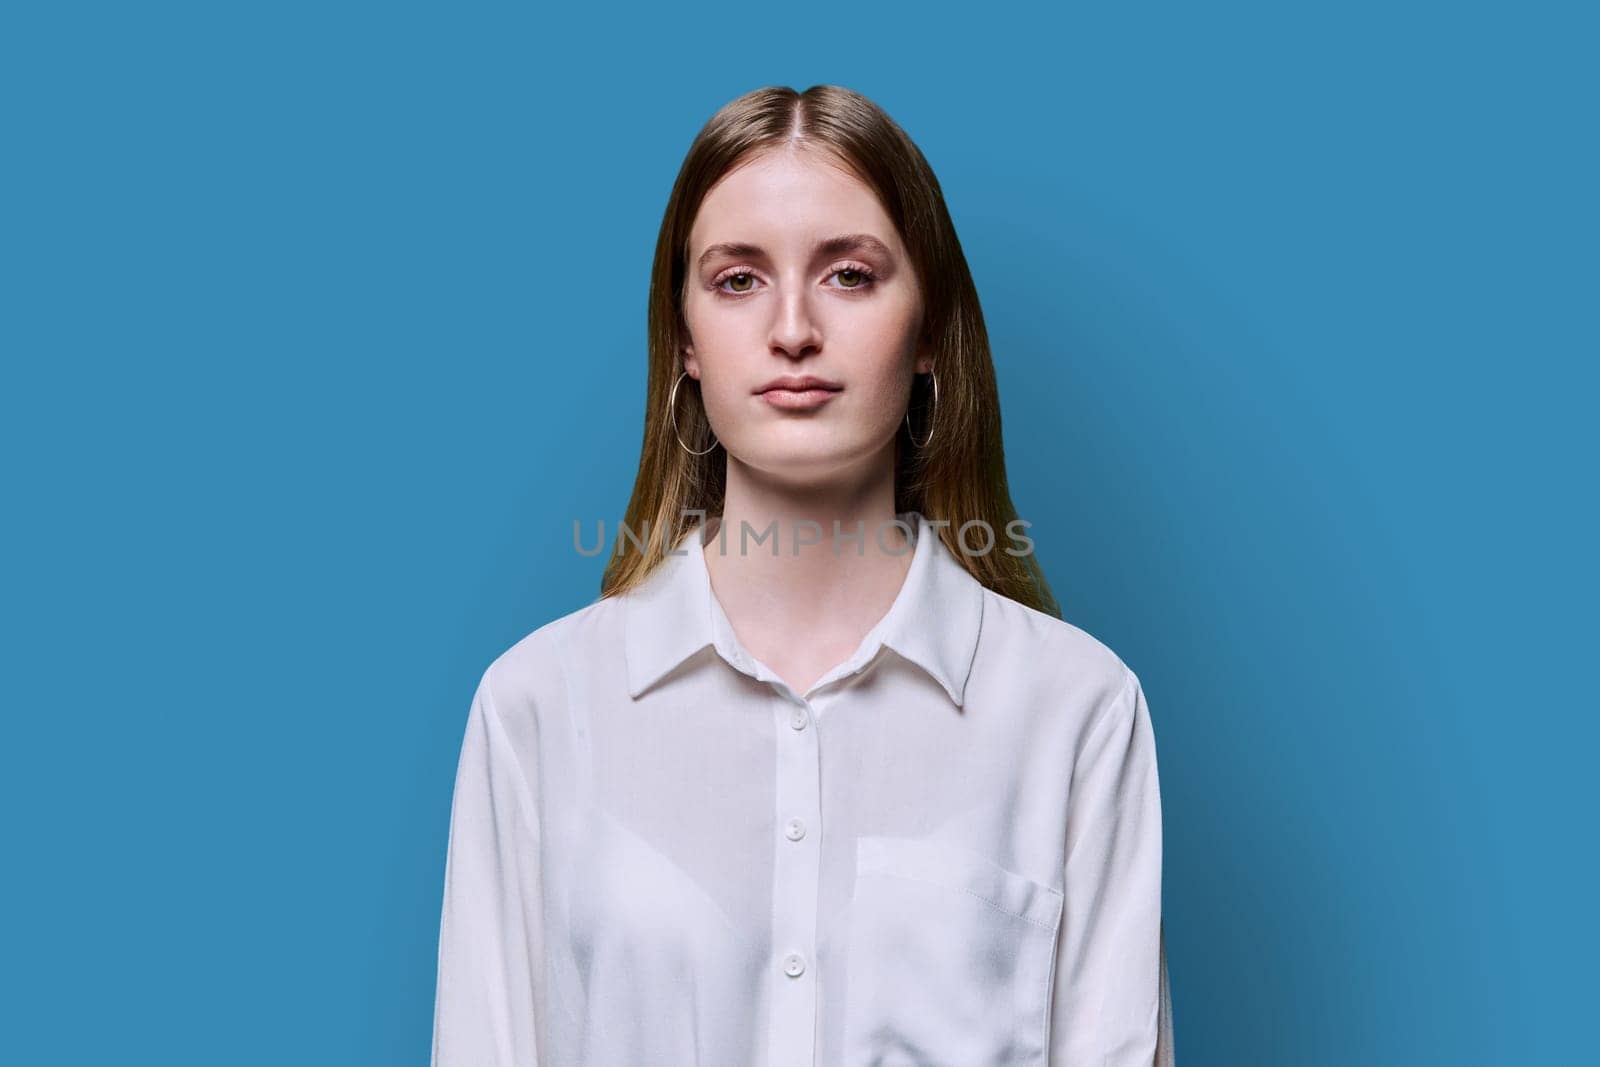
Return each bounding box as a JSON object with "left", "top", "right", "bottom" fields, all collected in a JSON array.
[{"left": 696, "top": 233, "right": 894, "bottom": 271}]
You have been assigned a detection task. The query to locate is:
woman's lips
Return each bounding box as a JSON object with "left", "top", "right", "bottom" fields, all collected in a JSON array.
[{"left": 760, "top": 387, "right": 840, "bottom": 411}]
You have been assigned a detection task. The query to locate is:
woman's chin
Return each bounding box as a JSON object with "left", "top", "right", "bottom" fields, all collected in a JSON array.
[{"left": 726, "top": 435, "right": 889, "bottom": 483}]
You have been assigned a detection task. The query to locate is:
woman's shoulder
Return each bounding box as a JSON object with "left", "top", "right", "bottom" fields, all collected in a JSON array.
[
  {"left": 976, "top": 584, "right": 1140, "bottom": 705},
  {"left": 476, "top": 594, "right": 622, "bottom": 710}
]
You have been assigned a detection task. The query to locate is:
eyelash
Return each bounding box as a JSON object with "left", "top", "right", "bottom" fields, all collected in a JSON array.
[{"left": 709, "top": 263, "right": 878, "bottom": 297}]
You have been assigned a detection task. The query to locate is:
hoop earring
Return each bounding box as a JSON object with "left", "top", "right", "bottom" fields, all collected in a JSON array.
[
  {"left": 904, "top": 369, "right": 938, "bottom": 449},
  {"left": 670, "top": 370, "right": 720, "bottom": 456}
]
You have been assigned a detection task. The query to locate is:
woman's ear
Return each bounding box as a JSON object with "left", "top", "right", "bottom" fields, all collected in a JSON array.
[
  {"left": 914, "top": 324, "right": 935, "bottom": 375},
  {"left": 682, "top": 344, "right": 699, "bottom": 380}
]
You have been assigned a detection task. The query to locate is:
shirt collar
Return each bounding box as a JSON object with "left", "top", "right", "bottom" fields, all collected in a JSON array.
[{"left": 622, "top": 510, "right": 986, "bottom": 705}]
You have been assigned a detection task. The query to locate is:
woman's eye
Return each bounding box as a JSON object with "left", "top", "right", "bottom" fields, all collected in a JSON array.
[
  {"left": 831, "top": 266, "right": 876, "bottom": 290},
  {"left": 724, "top": 273, "right": 756, "bottom": 293}
]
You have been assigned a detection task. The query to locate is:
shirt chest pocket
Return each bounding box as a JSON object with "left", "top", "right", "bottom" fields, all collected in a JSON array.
[{"left": 839, "top": 834, "right": 1063, "bottom": 1067}]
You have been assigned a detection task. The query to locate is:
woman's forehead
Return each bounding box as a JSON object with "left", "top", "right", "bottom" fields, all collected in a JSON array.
[{"left": 690, "top": 153, "right": 899, "bottom": 257}]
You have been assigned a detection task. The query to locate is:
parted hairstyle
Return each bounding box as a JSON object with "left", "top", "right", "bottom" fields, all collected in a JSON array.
[{"left": 598, "top": 83, "right": 1060, "bottom": 620}]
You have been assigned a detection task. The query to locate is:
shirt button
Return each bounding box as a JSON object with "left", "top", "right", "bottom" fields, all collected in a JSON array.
[
  {"left": 784, "top": 817, "right": 806, "bottom": 841},
  {"left": 782, "top": 951, "right": 806, "bottom": 978},
  {"left": 790, "top": 707, "right": 809, "bottom": 730}
]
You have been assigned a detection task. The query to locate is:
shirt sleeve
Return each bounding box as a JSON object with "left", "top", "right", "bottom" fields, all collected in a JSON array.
[
  {"left": 1049, "top": 671, "right": 1166, "bottom": 1066},
  {"left": 431, "top": 673, "right": 545, "bottom": 1066}
]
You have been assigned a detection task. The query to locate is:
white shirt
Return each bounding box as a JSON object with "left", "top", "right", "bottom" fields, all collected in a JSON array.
[{"left": 431, "top": 510, "right": 1167, "bottom": 1067}]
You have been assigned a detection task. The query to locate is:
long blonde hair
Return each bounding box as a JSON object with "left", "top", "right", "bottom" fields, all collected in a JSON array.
[{"left": 599, "top": 84, "right": 1059, "bottom": 620}]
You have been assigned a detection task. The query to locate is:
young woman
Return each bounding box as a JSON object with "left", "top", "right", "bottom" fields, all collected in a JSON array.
[{"left": 431, "top": 84, "right": 1174, "bottom": 1067}]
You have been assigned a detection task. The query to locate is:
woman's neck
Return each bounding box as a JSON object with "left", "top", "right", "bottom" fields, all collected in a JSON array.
[{"left": 702, "top": 460, "right": 915, "bottom": 695}]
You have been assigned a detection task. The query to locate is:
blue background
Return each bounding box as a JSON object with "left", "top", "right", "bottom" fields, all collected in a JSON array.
[{"left": 3, "top": 2, "right": 1593, "bottom": 1063}]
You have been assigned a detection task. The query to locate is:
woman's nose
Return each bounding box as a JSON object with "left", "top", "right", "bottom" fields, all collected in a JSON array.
[{"left": 768, "top": 287, "right": 823, "bottom": 358}]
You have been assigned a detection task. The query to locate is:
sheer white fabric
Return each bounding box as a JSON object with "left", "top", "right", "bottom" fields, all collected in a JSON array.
[{"left": 431, "top": 510, "right": 1168, "bottom": 1066}]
